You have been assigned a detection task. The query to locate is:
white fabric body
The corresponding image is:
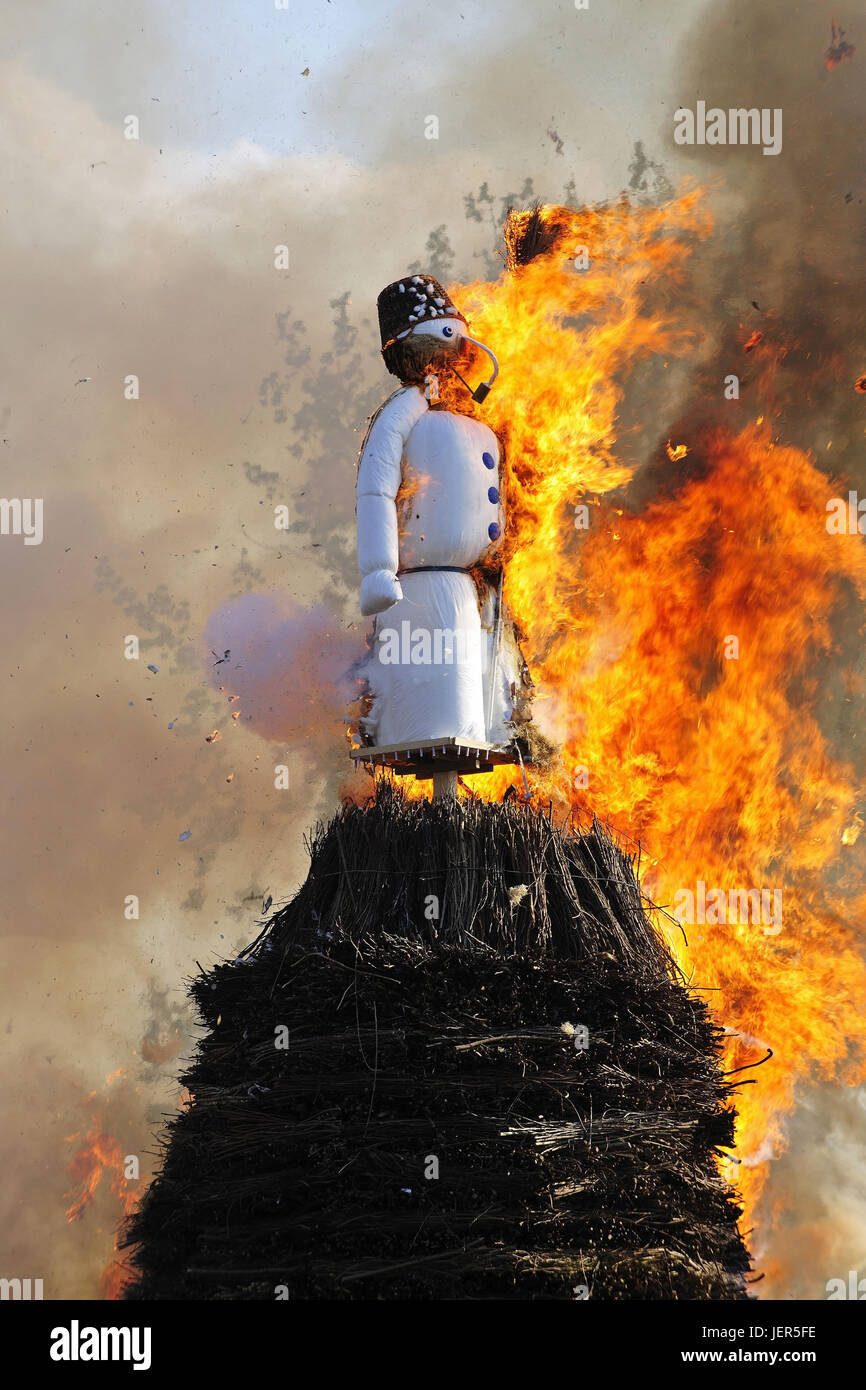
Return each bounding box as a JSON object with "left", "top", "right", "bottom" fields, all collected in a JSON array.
[
  {"left": 356, "top": 386, "right": 428, "bottom": 616},
  {"left": 369, "top": 572, "right": 486, "bottom": 743},
  {"left": 356, "top": 386, "right": 514, "bottom": 745}
]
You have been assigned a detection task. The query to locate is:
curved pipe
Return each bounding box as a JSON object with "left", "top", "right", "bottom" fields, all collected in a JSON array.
[{"left": 461, "top": 335, "right": 499, "bottom": 402}]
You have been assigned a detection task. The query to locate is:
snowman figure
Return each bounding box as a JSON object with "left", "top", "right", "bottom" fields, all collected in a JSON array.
[{"left": 355, "top": 274, "right": 532, "bottom": 755}]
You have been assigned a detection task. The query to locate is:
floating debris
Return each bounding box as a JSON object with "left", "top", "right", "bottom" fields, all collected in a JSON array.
[{"left": 825, "top": 20, "right": 855, "bottom": 70}]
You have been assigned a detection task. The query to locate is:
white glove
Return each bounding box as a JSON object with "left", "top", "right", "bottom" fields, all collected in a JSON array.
[{"left": 360, "top": 568, "right": 404, "bottom": 616}]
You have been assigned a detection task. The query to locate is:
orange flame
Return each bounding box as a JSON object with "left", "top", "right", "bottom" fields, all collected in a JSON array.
[
  {"left": 65, "top": 1067, "right": 142, "bottom": 1299},
  {"left": 428, "top": 192, "right": 866, "bottom": 1270}
]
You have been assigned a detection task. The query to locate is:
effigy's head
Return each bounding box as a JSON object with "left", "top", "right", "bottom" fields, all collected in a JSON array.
[{"left": 378, "top": 274, "right": 474, "bottom": 384}]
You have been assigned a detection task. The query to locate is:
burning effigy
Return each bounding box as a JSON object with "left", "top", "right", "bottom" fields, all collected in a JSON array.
[{"left": 352, "top": 271, "right": 541, "bottom": 797}]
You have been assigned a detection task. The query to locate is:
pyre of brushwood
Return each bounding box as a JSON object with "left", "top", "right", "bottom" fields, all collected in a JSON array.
[{"left": 121, "top": 785, "right": 751, "bottom": 1300}]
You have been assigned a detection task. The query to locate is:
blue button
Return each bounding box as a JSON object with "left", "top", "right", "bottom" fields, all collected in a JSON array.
[
  {"left": 482, "top": 451, "right": 496, "bottom": 469},
  {"left": 488, "top": 486, "right": 499, "bottom": 504},
  {"left": 488, "top": 522, "right": 501, "bottom": 541}
]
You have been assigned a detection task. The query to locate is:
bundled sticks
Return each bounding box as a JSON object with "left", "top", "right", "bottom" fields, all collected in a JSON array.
[{"left": 121, "top": 785, "right": 751, "bottom": 1300}]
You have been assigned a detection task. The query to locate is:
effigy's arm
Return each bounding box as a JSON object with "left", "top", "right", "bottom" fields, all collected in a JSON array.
[{"left": 356, "top": 386, "right": 428, "bottom": 616}]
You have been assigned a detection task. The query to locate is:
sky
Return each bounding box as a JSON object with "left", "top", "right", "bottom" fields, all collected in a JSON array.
[
  {"left": 1, "top": 0, "right": 864, "bottom": 1301},
  {"left": 5, "top": 1, "right": 687, "bottom": 164}
]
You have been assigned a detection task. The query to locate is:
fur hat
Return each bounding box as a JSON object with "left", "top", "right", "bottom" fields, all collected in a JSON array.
[{"left": 377, "top": 274, "right": 467, "bottom": 351}]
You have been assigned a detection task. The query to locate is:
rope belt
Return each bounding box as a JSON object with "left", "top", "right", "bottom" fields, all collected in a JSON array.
[{"left": 397, "top": 565, "right": 470, "bottom": 576}]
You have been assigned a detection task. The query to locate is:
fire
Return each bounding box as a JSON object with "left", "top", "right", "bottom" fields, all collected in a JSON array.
[
  {"left": 425, "top": 194, "right": 866, "bottom": 1268},
  {"left": 65, "top": 1119, "right": 129, "bottom": 1224},
  {"left": 65, "top": 1068, "right": 143, "bottom": 1299}
]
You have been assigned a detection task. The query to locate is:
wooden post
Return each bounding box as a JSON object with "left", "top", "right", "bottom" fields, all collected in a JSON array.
[{"left": 431, "top": 771, "right": 459, "bottom": 801}]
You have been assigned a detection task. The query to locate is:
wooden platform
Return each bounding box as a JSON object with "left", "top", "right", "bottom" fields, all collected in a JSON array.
[{"left": 350, "top": 736, "right": 523, "bottom": 780}]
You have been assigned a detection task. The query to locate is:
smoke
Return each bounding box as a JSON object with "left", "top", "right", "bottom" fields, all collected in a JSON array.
[
  {"left": 203, "top": 594, "right": 360, "bottom": 748},
  {"left": 667, "top": 1, "right": 865, "bottom": 454},
  {"left": 754, "top": 1086, "right": 866, "bottom": 1297}
]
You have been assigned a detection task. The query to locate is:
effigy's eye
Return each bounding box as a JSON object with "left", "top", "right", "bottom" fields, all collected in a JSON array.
[{"left": 442, "top": 325, "right": 453, "bottom": 337}]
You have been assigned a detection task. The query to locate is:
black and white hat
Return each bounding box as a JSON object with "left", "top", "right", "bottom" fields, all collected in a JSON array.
[{"left": 377, "top": 274, "right": 467, "bottom": 351}]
